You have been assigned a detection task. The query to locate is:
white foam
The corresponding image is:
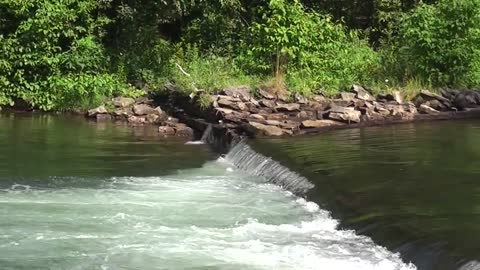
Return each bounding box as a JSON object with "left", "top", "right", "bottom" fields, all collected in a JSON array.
[{"left": 0, "top": 161, "right": 416, "bottom": 270}]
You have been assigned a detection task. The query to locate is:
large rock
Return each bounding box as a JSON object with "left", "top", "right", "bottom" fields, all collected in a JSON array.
[
  {"left": 275, "top": 103, "right": 301, "bottom": 112},
  {"left": 258, "top": 88, "right": 276, "bottom": 99},
  {"left": 301, "top": 120, "right": 344, "bottom": 128},
  {"left": 174, "top": 124, "right": 194, "bottom": 137},
  {"left": 454, "top": 90, "right": 480, "bottom": 110},
  {"left": 128, "top": 115, "right": 147, "bottom": 125},
  {"left": 133, "top": 104, "right": 156, "bottom": 116},
  {"left": 112, "top": 97, "right": 135, "bottom": 108},
  {"left": 294, "top": 93, "right": 309, "bottom": 104},
  {"left": 158, "top": 126, "right": 175, "bottom": 136},
  {"left": 328, "top": 106, "right": 361, "bottom": 123},
  {"left": 420, "top": 90, "right": 450, "bottom": 103},
  {"left": 340, "top": 92, "right": 356, "bottom": 102},
  {"left": 221, "top": 86, "right": 252, "bottom": 102},
  {"left": 352, "top": 85, "right": 375, "bottom": 101},
  {"left": 249, "top": 122, "right": 286, "bottom": 136},
  {"left": 419, "top": 104, "right": 440, "bottom": 115},
  {"left": 259, "top": 99, "right": 276, "bottom": 108},
  {"left": 87, "top": 105, "right": 108, "bottom": 117}
]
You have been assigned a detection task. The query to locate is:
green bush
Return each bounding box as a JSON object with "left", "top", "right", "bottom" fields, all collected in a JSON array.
[
  {"left": 240, "top": 0, "right": 379, "bottom": 95},
  {"left": 0, "top": 0, "right": 138, "bottom": 110},
  {"left": 393, "top": 0, "right": 480, "bottom": 86}
]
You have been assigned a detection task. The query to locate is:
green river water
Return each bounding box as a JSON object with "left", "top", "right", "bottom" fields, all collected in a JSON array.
[{"left": 1, "top": 112, "right": 479, "bottom": 270}]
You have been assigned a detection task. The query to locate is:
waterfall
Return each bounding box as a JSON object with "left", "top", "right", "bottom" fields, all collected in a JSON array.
[
  {"left": 200, "top": 124, "right": 213, "bottom": 143},
  {"left": 225, "top": 141, "right": 315, "bottom": 195}
]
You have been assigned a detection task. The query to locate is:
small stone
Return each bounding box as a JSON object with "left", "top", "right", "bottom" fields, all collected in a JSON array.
[{"left": 112, "top": 97, "right": 135, "bottom": 108}]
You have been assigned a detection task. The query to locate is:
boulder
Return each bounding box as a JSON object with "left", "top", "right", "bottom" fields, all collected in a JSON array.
[
  {"left": 454, "top": 90, "right": 480, "bottom": 110},
  {"left": 265, "top": 120, "right": 282, "bottom": 126},
  {"left": 158, "top": 126, "right": 175, "bottom": 136},
  {"left": 424, "top": 99, "right": 447, "bottom": 111},
  {"left": 310, "top": 101, "right": 329, "bottom": 111},
  {"left": 441, "top": 88, "right": 460, "bottom": 100},
  {"left": 221, "top": 86, "right": 252, "bottom": 102},
  {"left": 112, "top": 97, "right": 135, "bottom": 108},
  {"left": 275, "top": 103, "right": 301, "bottom": 112},
  {"left": 259, "top": 99, "right": 276, "bottom": 108},
  {"left": 294, "top": 93, "right": 309, "bottom": 104},
  {"left": 133, "top": 104, "right": 156, "bottom": 116},
  {"left": 301, "top": 120, "right": 344, "bottom": 128},
  {"left": 328, "top": 106, "right": 361, "bottom": 123},
  {"left": 420, "top": 90, "right": 450, "bottom": 103},
  {"left": 248, "top": 114, "right": 265, "bottom": 121},
  {"left": 340, "top": 92, "right": 356, "bottom": 102},
  {"left": 352, "top": 85, "right": 375, "bottom": 101},
  {"left": 258, "top": 89, "right": 276, "bottom": 99},
  {"left": 419, "top": 104, "right": 440, "bottom": 115},
  {"left": 280, "top": 121, "right": 300, "bottom": 130},
  {"left": 265, "top": 113, "right": 288, "bottom": 121},
  {"left": 146, "top": 114, "right": 161, "bottom": 124},
  {"left": 174, "top": 124, "right": 194, "bottom": 137},
  {"left": 87, "top": 105, "right": 108, "bottom": 117},
  {"left": 249, "top": 122, "right": 286, "bottom": 136},
  {"left": 128, "top": 115, "right": 147, "bottom": 125},
  {"left": 312, "top": 95, "right": 327, "bottom": 103},
  {"left": 114, "top": 108, "right": 132, "bottom": 118}
]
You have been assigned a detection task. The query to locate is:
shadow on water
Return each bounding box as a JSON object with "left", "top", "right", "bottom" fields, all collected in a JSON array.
[
  {"left": 0, "top": 112, "right": 217, "bottom": 189},
  {"left": 250, "top": 120, "right": 480, "bottom": 270}
]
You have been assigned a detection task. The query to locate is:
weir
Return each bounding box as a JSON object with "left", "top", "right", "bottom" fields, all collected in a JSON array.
[
  {"left": 197, "top": 124, "right": 315, "bottom": 195},
  {"left": 225, "top": 141, "right": 315, "bottom": 195}
]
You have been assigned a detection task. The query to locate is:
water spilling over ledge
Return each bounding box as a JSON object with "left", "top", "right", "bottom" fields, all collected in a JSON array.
[{"left": 225, "top": 141, "right": 315, "bottom": 195}]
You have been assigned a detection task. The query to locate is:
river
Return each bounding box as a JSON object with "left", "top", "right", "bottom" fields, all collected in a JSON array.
[{"left": 0, "top": 113, "right": 477, "bottom": 270}]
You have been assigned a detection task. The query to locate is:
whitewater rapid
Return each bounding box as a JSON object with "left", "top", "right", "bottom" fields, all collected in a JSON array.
[{"left": 0, "top": 158, "right": 415, "bottom": 270}]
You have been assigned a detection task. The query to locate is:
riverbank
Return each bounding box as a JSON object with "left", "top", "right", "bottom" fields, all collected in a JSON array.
[
  {"left": 74, "top": 85, "right": 480, "bottom": 145},
  {"left": 2, "top": 85, "right": 480, "bottom": 145}
]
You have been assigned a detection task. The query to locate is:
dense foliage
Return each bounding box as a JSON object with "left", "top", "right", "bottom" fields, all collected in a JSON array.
[{"left": 0, "top": 0, "right": 479, "bottom": 110}]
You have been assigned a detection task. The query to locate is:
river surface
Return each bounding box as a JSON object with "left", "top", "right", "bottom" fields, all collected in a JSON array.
[
  {"left": 0, "top": 113, "right": 412, "bottom": 270},
  {"left": 251, "top": 120, "right": 480, "bottom": 270}
]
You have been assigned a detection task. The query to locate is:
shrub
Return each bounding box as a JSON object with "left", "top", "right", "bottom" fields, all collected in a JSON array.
[
  {"left": 393, "top": 0, "right": 480, "bottom": 87},
  {"left": 0, "top": 0, "right": 137, "bottom": 110},
  {"left": 240, "top": 0, "right": 379, "bottom": 95}
]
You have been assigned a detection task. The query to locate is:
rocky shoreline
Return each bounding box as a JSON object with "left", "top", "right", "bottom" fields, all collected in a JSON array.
[{"left": 84, "top": 85, "right": 480, "bottom": 142}]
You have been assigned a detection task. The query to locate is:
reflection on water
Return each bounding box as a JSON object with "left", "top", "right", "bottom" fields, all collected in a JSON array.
[
  {"left": 251, "top": 120, "right": 480, "bottom": 270},
  {"left": 0, "top": 112, "right": 215, "bottom": 179}
]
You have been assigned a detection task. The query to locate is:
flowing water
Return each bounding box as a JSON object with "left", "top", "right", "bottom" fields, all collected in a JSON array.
[
  {"left": 250, "top": 120, "right": 480, "bottom": 270},
  {"left": 0, "top": 113, "right": 414, "bottom": 270}
]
